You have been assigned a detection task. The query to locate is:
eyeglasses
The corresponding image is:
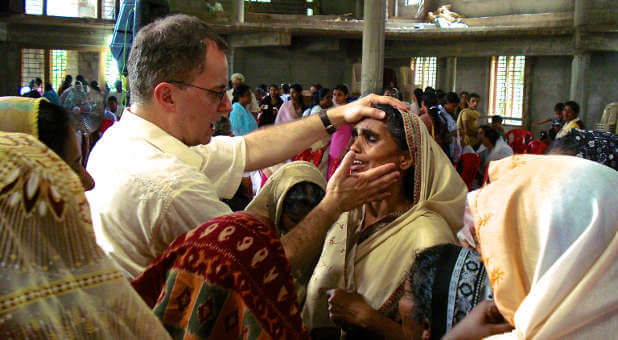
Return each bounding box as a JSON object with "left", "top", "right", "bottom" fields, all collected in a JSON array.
[{"left": 167, "top": 81, "right": 226, "bottom": 102}]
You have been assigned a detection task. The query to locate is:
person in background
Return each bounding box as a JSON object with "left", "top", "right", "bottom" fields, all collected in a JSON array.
[
  {"left": 533, "top": 102, "right": 564, "bottom": 127},
  {"left": 477, "top": 125, "right": 513, "bottom": 169},
  {"left": 274, "top": 83, "right": 305, "bottom": 124},
  {"left": 107, "top": 79, "right": 125, "bottom": 117},
  {"left": 255, "top": 86, "right": 266, "bottom": 103},
  {"left": 258, "top": 84, "right": 283, "bottom": 127},
  {"left": 549, "top": 129, "right": 617, "bottom": 171},
  {"left": 556, "top": 101, "right": 585, "bottom": 138},
  {"left": 23, "top": 79, "right": 42, "bottom": 98},
  {"left": 43, "top": 82, "right": 59, "bottom": 104},
  {"left": 443, "top": 92, "right": 460, "bottom": 120},
  {"left": 305, "top": 88, "right": 333, "bottom": 117},
  {"left": 0, "top": 132, "right": 171, "bottom": 339},
  {"left": 58, "top": 74, "right": 73, "bottom": 96},
  {"left": 458, "top": 91, "right": 469, "bottom": 114},
  {"left": 410, "top": 88, "right": 423, "bottom": 115},
  {"left": 457, "top": 93, "right": 482, "bottom": 149},
  {"left": 280, "top": 83, "right": 291, "bottom": 102},
  {"left": 310, "top": 83, "right": 323, "bottom": 96},
  {"left": 491, "top": 115, "right": 506, "bottom": 139},
  {"left": 332, "top": 84, "right": 349, "bottom": 107},
  {"left": 105, "top": 96, "right": 119, "bottom": 121},
  {"left": 229, "top": 83, "right": 258, "bottom": 136},
  {"left": 226, "top": 72, "right": 259, "bottom": 117}
]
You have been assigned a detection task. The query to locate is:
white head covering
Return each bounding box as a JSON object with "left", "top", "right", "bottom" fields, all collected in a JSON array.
[
  {"left": 230, "top": 73, "right": 245, "bottom": 82},
  {"left": 471, "top": 154, "right": 618, "bottom": 340}
]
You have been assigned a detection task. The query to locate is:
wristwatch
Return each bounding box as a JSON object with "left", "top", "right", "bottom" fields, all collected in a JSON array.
[{"left": 319, "top": 111, "right": 336, "bottom": 134}]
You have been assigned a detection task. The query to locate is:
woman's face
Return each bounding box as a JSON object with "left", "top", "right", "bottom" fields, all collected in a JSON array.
[
  {"left": 64, "top": 127, "right": 95, "bottom": 191},
  {"left": 290, "top": 88, "right": 301, "bottom": 102},
  {"left": 319, "top": 91, "right": 333, "bottom": 108},
  {"left": 399, "top": 280, "right": 428, "bottom": 340},
  {"left": 349, "top": 118, "right": 411, "bottom": 175},
  {"left": 269, "top": 86, "right": 278, "bottom": 98},
  {"left": 563, "top": 105, "right": 576, "bottom": 121}
]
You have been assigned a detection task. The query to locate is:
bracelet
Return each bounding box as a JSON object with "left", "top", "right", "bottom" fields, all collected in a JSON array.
[{"left": 319, "top": 111, "right": 336, "bottom": 134}]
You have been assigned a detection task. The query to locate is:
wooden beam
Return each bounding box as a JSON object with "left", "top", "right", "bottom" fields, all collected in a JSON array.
[
  {"left": 303, "top": 39, "right": 340, "bottom": 52},
  {"left": 228, "top": 32, "right": 291, "bottom": 48},
  {"left": 385, "top": 36, "right": 574, "bottom": 58},
  {"left": 8, "top": 23, "right": 113, "bottom": 50}
]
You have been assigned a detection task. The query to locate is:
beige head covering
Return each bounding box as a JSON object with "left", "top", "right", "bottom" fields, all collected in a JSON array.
[
  {"left": 0, "top": 96, "right": 46, "bottom": 136},
  {"left": 231, "top": 73, "right": 245, "bottom": 82},
  {"left": 304, "top": 109, "right": 467, "bottom": 330},
  {"left": 0, "top": 132, "right": 170, "bottom": 339},
  {"left": 471, "top": 154, "right": 617, "bottom": 340},
  {"left": 246, "top": 161, "right": 326, "bottom": 235}
]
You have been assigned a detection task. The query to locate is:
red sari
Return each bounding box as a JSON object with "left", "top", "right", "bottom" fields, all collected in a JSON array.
[{"left": 132, "top": 212, "right": 307, "bottom": 340}]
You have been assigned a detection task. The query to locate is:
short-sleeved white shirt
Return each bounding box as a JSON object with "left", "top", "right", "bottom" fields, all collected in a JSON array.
[{"left": 86, "top": 110, "right": 246, "bottom": 278}]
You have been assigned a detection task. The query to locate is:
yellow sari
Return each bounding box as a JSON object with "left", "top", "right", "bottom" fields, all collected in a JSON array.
[
  {"left": 303, "top": 110, "right": 467, "bottom": 332},
  {"left": 470, "top": 155, "right": 617, "bottom": 339},
  {"left": 457, "top": 108, "right": 481, "bottom": 146}
]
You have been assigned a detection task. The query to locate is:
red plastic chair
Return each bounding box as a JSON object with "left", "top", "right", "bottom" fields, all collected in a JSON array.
[
  {"left": 526, "top": 140, "right": 549, "bottom": 155},
  {"left": 455, "top": 153, "right": 481, "bottom": 191},
  {"left": 505, "top": 129, "right": 533, "bottom": 154}
]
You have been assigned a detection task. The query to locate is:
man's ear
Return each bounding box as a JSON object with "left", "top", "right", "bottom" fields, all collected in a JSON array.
[
  {"left": 153, "top": 82, "right": 176, "bottom": 113},
  {"left": 400, "top": 152, "right": 414, "bottom": 171},
  {"left": 421, "top": 318, "right": 431, "bottom": 340}
]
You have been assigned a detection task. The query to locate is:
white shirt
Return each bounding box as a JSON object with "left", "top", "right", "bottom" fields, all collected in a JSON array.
[
  {"left": 226, "top": 88, "right": 259, "bottom": 113},
  {"left": 86, "top": 110, "right": 246, "bottom": 279},
  {"left": 483, "top": 138, "right": 514, "bottom": 167},
  {"left": 303, "top": 105, "right": 326, "bottom": 117}
]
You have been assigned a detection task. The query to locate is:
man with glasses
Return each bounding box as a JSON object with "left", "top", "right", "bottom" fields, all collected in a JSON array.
[{"left": 86, "top": 14, "right": 406, "bottom": 279}]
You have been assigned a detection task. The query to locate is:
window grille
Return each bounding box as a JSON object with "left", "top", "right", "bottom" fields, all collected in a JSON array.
[
  {"left": 489, "top": 56, "right": 526, "bottom": 126},
  {"left": 25, "top": 0, "right": 43, "bottom": 15},
  {"left": 104, "top": 48, "right": 120, "bottom": 89},
  {"left": 47, "top": 0, "right": 97, "bottom": 18},
  {"left": 51, "top": 50, "right": 67, "bottom": 92},
  {"left": 411, "top": 57, "right": 437, "bottom": 90},
  {"left": 21, "top": 49, "right": 45, "bottom": 88},
  {"left": 103, "top": 0, "right": 116, "bottom": 19}
]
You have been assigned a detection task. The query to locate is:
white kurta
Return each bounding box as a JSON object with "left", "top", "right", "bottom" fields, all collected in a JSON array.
[{"left": 86, "top": 110, "right": 246, "bottom": 279}]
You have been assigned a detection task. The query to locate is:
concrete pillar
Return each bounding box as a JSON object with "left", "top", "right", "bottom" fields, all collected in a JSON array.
[
  {"left": 438, "top": 57, "right": 457, "bottom": 92},
  {"left": 0, "top": 42, "right": 21, "bottom": 96},
  {"left": 232, "top": 0, "right": 244, "bottom": 24},
  {"left": 355, "top": 0, "right": 364, "bottom": 19},
  {"left": 360, "top": 0, "right": 386, "bottom": 96},
  {"left": 569, "top": 53, "right": 591, "bottom": 122}
]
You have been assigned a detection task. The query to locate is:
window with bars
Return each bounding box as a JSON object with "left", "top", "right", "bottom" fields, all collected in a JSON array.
[
  {"left": 489, "top": 56, "right": 526, "bottom": 126},
  {"left": 51, "top": 50, "right": 68, "bottom": 92},
  {"left": 411, "top": 57, "right": 437, "bottom": 90},
  {"left": 25, "top": 0, "right": 43, "bottom": 15},
  {"left": 47, "top": 0, "right": 97, "bottom": 18},
  {"left": 103, "top": 0, "right": 116, "bottom": 19},
  {"left": 104, "top": 48, "right": 120, "bottom": 89},
  {"left": 21, "top": 49, "right": 45, "bottom": 88}
]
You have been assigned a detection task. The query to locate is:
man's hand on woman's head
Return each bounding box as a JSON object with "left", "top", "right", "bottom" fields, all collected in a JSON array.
[
  {"left": 323, "top": 150, "right": 400, "bottom": 214},
  {"left": 327, "top": 94, "right": 409, "bottom": 127}
]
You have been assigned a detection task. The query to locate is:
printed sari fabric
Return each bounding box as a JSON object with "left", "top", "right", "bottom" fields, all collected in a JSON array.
[{"left": 132, "top": 212, "right": 307, "bottom": 340}]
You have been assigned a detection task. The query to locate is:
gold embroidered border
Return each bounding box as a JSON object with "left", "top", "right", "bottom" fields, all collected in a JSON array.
[{"left": 0, "top": 269, "right": 124, "bottom": 314}]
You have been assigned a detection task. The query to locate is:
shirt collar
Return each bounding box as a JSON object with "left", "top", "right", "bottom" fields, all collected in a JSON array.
[{"left": 119, "top": 109, "right": 204, "bottom": 169}]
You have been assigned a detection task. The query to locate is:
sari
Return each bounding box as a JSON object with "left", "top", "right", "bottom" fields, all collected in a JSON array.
[
  {"left": 246, "top": 161, "right": 326, "bottom": 236},
  {"left": 275, "top": 100, "right": 303, "bottom": 125},
  {"left": 0, "top": 132, "right": 170, "bottom": 339},
  {"left": 457, "top": 108, "right": 481, "bottom": 146},
  {"left": 555, "top": 118, "right": 583, "bottom": 139},
  {"left": 303, "top": 110, "right": 467, "bottom": 332},
  {"left": 132, "top": 212, "right": 308, "bottom": 340},
  {"left": 229, "top": 102, "right": 258, "bottom": 136},
  {"left": 469, "top": 155, "right": 617, "bottom": 339},
  {"left": 0, "top": 96, "right": 45, "bottom": 136},
  {"left": 428, "top": 245, "right": 491, "bottom": 340}
]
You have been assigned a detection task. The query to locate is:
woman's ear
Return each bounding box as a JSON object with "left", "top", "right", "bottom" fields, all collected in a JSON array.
[
  {"left": 399, "top": 152, "right": 414, "bottom": 171},
  {"left": 421, "top": 318, "right": 431, "bottom": 340}
]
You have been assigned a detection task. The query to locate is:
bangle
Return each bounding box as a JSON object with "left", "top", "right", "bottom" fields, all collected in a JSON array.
[{"left": 319, "top": 110, "right": 336, "bottom": 134}]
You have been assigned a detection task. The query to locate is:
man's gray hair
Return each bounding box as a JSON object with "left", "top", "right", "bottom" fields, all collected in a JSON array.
[{"left": 127, "top": 14, "right": 228, "bottom": 104}]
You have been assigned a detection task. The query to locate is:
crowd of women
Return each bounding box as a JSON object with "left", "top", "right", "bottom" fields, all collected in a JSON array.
[{"left": 0, "top": 92, "right": 616, "bottom": 340}]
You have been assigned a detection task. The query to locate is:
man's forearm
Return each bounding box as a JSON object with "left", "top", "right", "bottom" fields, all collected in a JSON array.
[
  {"left": 244, "top": 114, "right": 328, "bottom": 171},
  {"left": 281, "top": 197, "right": 341, "bottom": 278}
]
